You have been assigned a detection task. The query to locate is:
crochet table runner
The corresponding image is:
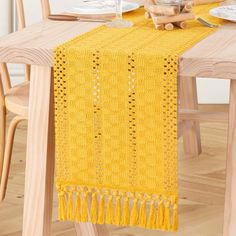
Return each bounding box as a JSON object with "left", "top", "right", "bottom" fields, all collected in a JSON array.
[{"left": 54, "top": 4, "right": 221, "bottom": 231}]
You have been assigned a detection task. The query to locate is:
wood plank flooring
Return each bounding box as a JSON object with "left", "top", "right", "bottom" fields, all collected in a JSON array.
[{"left": 0, "top": 105, "right": 228, "bottom": 236}]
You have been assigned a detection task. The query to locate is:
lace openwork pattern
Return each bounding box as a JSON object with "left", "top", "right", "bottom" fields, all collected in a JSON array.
[{"left": 54, "top": 4, "right": 222, "bottom": 231}]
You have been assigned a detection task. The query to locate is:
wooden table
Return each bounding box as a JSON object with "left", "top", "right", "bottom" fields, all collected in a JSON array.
[
  {"left": 0, "top": 20, "right": 235, "bottom": 236},
  {"left": 180, "top": 23, "right": 236, "bottom": 236}
]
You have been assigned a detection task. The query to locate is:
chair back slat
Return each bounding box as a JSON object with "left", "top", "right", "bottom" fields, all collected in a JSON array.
[
  {"left": 0, "top": 64, "right": 11, "bottom": 93},
  {"left": 16, "top": 0, "right": 31, "bottom": 81},
  {"left": 0, "top": 74, "right": 4, "bottom": 103},
  {"left": 0, "top": 0, "right": 26, "bottom": 92},
  {"left": 0, "top": 0, "right": 51, "bottom": 89},
  {"left": 16, "top": 0, "right": 26, "bottom": 30},
  {"left": 41, "top": 0, "right": 51, "bottom": 19},
  {"left": 0, "top": 72, "right": 5, "bottom": 178}
]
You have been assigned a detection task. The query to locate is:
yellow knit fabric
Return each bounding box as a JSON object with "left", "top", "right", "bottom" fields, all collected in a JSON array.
[{"left": 54, "top": 4, "right": 222, "bottom": 231}]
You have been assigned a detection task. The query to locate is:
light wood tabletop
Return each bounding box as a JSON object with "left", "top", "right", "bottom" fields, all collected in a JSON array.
[
  {"left": 180, "top": 23, "right": 236, "bottom": 80},
  {"left": 0, "top": 17, "right": 235, "bottom": 236},
  {"left": 0, "top": 20, "right": 102, "bottom": 66}
]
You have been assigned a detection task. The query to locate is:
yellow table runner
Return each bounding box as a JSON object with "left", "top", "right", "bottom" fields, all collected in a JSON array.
[{"left": 54, "top": 4, "right": 222, "bottom": 231}]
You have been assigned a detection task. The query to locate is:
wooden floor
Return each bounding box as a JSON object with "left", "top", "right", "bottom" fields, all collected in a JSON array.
[{"left": 0, "top": 105, "right": 228, "bottom": 236}]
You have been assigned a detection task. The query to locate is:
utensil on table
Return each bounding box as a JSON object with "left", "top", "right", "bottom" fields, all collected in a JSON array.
[
  {"left": 48, "top": 14, "right": 111, "bottom": 22},
  {"left": 196, "top": 17, "right": 219, "bottom": 27}
]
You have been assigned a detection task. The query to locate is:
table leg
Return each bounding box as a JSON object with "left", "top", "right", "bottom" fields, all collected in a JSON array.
[
  {"left": 22, "top": 65, "right": 54, "bottom": 236},
  {"left": 223, "top": 80, "right": 236, "bottom": 236},
  {"left": 180, "top": 76, "right": 202, "bottom": 157}
]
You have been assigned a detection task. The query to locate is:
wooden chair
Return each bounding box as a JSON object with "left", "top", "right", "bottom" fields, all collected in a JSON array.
[{"left": 0, "top": 0, "right": 30, "bottom": 201}]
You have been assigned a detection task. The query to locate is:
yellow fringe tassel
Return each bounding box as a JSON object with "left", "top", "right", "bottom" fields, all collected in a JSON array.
[
  {"left": 172, "top": 203, "right": 178, "bottom": 231},
  {"left": 121, "top": 197, "right": 130, "bottom": 226},
  {"left": 114, "top": 196, "right": 121, "bottom": 225},
  {"left": 57, "top": 187, "right": 178, "bottom": 231},
  {"left": 139, "top": 200, "right": 147, "bottom": 228},
  {"left": 130, "top": 199, "right": 139, "bottom": 226},
  {"left": 67, "top": 191, "right": 75, "bottom": 221},
  {"left": 98, "top": 194, "right": 105, "bottom": 224},
  {"left": 105, "top": 195, "right": 113, "bottom": 224},
  {"left": 146, "top": 200, "right": 155, "bottom": 229},
  {"left": 58, "top": 191, "right": 67, "bottom": 221},
  {"left": 76, "top": 192, "right": 81, "bottom": 222},
  {"left": 90, "top": 192, "right": 97, "bottom": 223},
  {"left": 81, "top": 192, "right": 88, "bottom": 222},
  {"left": 164, "top": 201, "right": 171, "bottom": 230},
  {"left": 156, "top": 199, "right": 164, "bottom": 229}
]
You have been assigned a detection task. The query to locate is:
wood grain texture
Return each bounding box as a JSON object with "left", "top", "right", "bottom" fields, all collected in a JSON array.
[
  {"left": 179, "top": 109, "right": 228, "bottom": 123},
  {"left": 0, "top": 21, "right": 235, "bottom": 72},
  {"left": 75, "top": 223, "right": 109, "bottom": 236},
  {"left": 179, "top": 24, "right": 236, "bottom": 79},
  {"left": 22, "top": 66, "right": 54, "bottom": 236},
  {"left": 0, "top": 21, "right": 102, "bottom": 66},
  {"left": 179, "top": 76, "right": 202, "bottom": 157},
  {"left": 223, "top": 80, "right": 236, "bottom": 236}
]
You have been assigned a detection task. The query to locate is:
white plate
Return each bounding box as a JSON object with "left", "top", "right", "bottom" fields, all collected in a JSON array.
[
  {"left": 66, "top": 1, "right": 140, "bottom": 15},
  {"left": 210, "top": 5, "right": 236, "bottom": 23}
]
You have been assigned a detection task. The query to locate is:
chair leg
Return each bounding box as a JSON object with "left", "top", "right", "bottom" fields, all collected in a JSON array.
[
  {"left": 0, "top": 115, "right": 26, "bottom": 201},
  {"left": 0, "top": 100, "right": 6, "bottom": 180},
  {"left": 25, "top": 65, "right": 31, "bottom": 82},
  {"left": 0, "top": 63, "right": 11, "bottom": 92},
  {"left": 179, "top": 76, "right": 202, "bottom": 157}
]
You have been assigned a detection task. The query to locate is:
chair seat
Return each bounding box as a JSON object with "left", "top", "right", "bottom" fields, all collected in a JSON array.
[{"left": 5, "top": 82, "right": 29, "bottom": 117}]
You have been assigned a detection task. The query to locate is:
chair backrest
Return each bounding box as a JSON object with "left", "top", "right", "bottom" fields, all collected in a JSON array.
[
  {"left": 0, "top": 0, "right": 30, "bottom": 95},
  {"left": 0, "top": 0, "right": 51, "bottom": 95},
  {"left": 16, "top": 0, "right": 51, "bottom": 27}
]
